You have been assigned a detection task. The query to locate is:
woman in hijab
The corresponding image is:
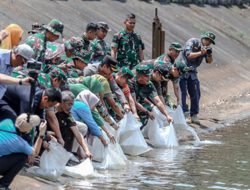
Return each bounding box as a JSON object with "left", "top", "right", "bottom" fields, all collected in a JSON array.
[{"left": 0, "top": 24, "right": 23, "bottom": 49}]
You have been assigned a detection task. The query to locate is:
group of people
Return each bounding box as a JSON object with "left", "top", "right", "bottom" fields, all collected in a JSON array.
[{"left": 0, "top": 13, "right": 215, "bottom": 189}]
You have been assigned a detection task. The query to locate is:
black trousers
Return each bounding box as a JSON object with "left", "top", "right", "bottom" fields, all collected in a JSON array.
[
  {"left": 0, "top": 99, "right": 17, "bottom": 122},
  {"left": 0, "top": 153, "right": 28, "bottom": 188}
]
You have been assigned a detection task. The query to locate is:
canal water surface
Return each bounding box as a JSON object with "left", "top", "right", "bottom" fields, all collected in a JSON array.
[{"left": 67, "top": 120, "right": 250, "bottom": 190}]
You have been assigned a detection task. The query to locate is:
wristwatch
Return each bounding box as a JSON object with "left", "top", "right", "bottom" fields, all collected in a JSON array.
[{"left": 19, "top": 79, "right": 23, "bottom": 85}]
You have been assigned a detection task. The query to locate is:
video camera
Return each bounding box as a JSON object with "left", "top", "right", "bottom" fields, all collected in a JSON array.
[
  {"left": 26, "top": 60, "right": 42, "bottom": 122},
  {"left": 26, "top": 59, "right": 42, "bottom": 81}
]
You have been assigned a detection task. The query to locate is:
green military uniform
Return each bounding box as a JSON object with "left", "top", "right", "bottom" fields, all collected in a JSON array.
[
  {"left": 154, "top": 42, "right": 183, "bottom": 104},
  {"left": 112, "top": 29, "right": 145, "bottom": 69},
  {"left": 12, "top": 66, "right": 67, "bottom": 90},
  {"left": 90, "top": 39, "right": 111, "bottom": 63},
  {"left": 128, "top": 65, "right": 158, "bottom": 125},
  {"left": 26, "top": 32, "right": 46, "bottom": 62},
  {"left": 26, "top": 19, "right": 63, "bottom": 63}
]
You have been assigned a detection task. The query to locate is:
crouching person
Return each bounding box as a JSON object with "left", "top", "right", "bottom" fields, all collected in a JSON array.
[
  {"left": 0, "top": 114, "right": 46, "bottom": 189},
  {"left": 56, "top": 91, "right": 92, "bottom": 160}
]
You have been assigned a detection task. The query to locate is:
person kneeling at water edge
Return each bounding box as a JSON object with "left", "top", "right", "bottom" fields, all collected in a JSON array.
[{"left": 0, "top": 114, "right": 46, "bottom": 189}]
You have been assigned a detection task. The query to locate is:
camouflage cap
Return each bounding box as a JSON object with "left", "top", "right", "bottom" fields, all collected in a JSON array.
[
  {"left": 64, "top": 37, "right": 83, "bottom": 52},
  {"left": 43, "top": 19, "right": 64, "bottom": 37},
  {"left": 201, "top": 31, "right": 216, "bottom": 45},
  {"left": 72, "top": 51, "right": 91, "bottom": 65},
  {"left": 102, "top": 55, "right": 118, "bottom": 72},
  {"left": 121, "top": 66, "right": 134, "bottom": 79},
  {"left": 136, "top": 64, "right": 152, "bottom": 76},
  {"left": 97, "top": 22, "right": 111, "bottom": 32},
  {"left": 154, "top": 64, "right": 171, "bottom": 81},
  {"left": 49, "top": 66, "right": 67, "bottom": 83},
  {"left": 169, "top": 42, "right": 183, "bottom": 51}
]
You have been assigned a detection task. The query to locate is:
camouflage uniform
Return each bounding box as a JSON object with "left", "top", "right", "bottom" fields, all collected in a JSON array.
[
  {"left": 129, "top": 65, "right": 158, "bottom": 125},
  {"left": 112, "top": 29, "right": 145, "bottom": 69},
  {"left": 90, "top": 39, "right": 111, "bottom": 64},
  {"left": 12, "top": 66, "right": 67, "bottom": 90},
  {"left": 26, "top": 19, "right": 64, "bottom": 63}
]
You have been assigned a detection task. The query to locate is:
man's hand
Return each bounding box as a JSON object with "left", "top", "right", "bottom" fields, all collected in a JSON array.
[
  {"left": 124, "top": 103, "right": 131, "bottom": 113},
  {"left": 147, "top": 111, "right": 155, "bottom": 120},
  {"left": 85, "top": 150, "right": 93, "bottom": 160},
  {"left": 57, "top": 137, "right": 65, "bottom": 146},
  {"left": 39, "top": 120, "right": 47, "bottom": 136},
  {"left": 107, "top": 132, "right": 116, "bottom": 144},
  {"left": 111, "top": 122, "right": 119, "bottom": 130},
  {"left": 22, "top": 77, "right": 34, "bottom": 85},
  {"left": 166, "top": 115, "right": 173, "bottom": 124}
]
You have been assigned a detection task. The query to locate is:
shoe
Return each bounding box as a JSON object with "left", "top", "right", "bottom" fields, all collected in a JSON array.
[
  {"left": 191, "top": 115, "right": 200, "bottom": 125},
  {"left": 184, "top": 111, "right": 190, "bottom": 118}
]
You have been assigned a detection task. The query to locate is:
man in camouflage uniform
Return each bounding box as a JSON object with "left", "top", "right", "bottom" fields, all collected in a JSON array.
[
  {"left": 154, "top": 42, "right": 183, "bottom": 106},
  {"left": 111, "top": 13, "right": 145, "bottom": 70},
  {"left": 128, "top": 64, "right": 173, "bottom": 126},
  {"left": 81, "top": 22, "right": 98, "bottom": 57},
  {"left": 12, "top": 65, "right": 67, "bottom": 90},
  {"left": 114, "top": 66, "right": 140, "bottom": 120},
  {"left": 90, "top": 22, "right": 111, "bottom": 64},
  {"left": 151, "top": 60, "right": 189, "bottom": 107},
  {"left": 26, "top": 19, "right": 64, "bottom": 63}
]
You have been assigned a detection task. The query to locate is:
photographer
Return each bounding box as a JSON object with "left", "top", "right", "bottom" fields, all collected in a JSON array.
[
  {"left": 0, "top": 44, "right": 34, "bottom": 99},
  {"left": 0, "top": 114, "right": 46, "bottom": 189},
  {"left": 179, "top": 31, "right": 216, "bottom": 124}
]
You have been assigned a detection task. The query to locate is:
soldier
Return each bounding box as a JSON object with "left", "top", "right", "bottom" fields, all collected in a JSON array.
[
  {"left": 129, "top": 65, "right": 173, "bottom": 126},
  {"left": 154, "top": 42, "right": 183, "bottom": 105},
  {"left": 81, "top": 22, "right": 98, "bottom": 54},
  {"left": 26, "top": 19, "right": 64, "bottom": 62},
  {"left": 114, "top": 67, "right": 140, "bottom": 120},
  {"left": 111, "top": 13, "right": 145, "bottom": 69},
  {"left": 179, "top": 31, "right": 216, "bottom": 124},
  {"left": 90, "top": 22, "right": 111, "bottom": 64}
]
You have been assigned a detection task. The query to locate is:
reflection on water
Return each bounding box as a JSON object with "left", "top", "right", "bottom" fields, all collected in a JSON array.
[{"left": 66, "top": 120, "right": 250, "bottom": 190}]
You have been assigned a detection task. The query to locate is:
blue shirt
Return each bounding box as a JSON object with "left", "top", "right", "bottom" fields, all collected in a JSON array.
[
  {"left": 0, "top": 119, "right": 33, "bottom": 157},
  {"left": 0, "top": 49, "right": 13, "bottom": 99},
  {"left": 71, "top": 100, "right": 102, "bottom": 137},
  {"left": 180, "top": 38, "right": 207, "bottom": 80}
]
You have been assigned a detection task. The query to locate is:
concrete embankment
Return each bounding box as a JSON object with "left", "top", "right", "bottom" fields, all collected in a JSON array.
[{"left": 0, "top": 1, "right": 249, "bottom": 189}]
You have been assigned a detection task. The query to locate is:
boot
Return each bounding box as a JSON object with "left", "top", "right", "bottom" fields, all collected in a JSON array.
[{"left": 191, "top": 114, "right": 200, "bottom": 125}]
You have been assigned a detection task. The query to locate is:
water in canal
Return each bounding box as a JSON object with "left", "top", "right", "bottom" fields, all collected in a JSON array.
[{"left": 66, "top": 119, "right": 250, "bottom": 190}]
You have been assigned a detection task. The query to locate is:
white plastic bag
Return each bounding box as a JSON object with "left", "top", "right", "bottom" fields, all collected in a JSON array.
[
  {"left": 64, "top": 158, "right": 94, "bottom": 178},
  {"left": 152, "top": 107, "right": 168, "bottom": 128},
  {"left": 87, "top": 135, "right": 106, "bottom": 163},
  {"left": 143, "top": 118, "right": 179, "bottom": 148},
  {"left": 27, "top": 139, "right": 72, "bottom": 181},
  {"left": 93, "top": 143, "right": 127, "bottom": 170},
  {"left": 118, "top": 112, "right": 150, "bottom": 156},
  {"left": 173, "top": 105, "right": 187, "bottom": 128}
]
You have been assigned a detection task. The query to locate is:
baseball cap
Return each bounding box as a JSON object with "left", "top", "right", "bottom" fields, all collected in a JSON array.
[
  {"left": 15, "top": 113, "right": 41, "bottom": 133},
  {"left": 169, "top": 42, "right": 183, "bottom": 51},
  {"left": 14, "top": 44, "right": 34, "bottom": 61},
  {"left": 121, "top": 66, "right": 134, "bottom": 79},
  {"left": 154, "top": 64, "right": 171, "bottom": 81},
  {"left": 136, "top": 64, "right": 152, "bottom": 76}
]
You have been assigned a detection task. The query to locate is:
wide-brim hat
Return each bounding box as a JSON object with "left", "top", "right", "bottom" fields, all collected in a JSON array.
[
  {"left": 15, "top": 113, "right": 41, "bottom": 133},
  {"left": 43, "top": 19, "right": 64, "bottom": 37},
  {"left": 201, "top": 31, "right": 216, "bottom": 45}
]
